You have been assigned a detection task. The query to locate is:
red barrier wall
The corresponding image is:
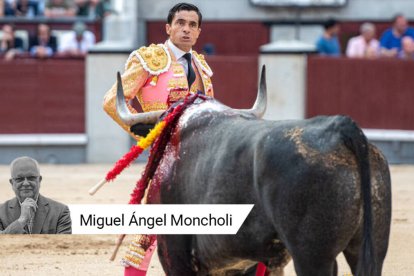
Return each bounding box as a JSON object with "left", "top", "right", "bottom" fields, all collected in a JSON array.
[
  {"left": 206, "top": 55, "right": 258, "bottom": 108},
  {"left": 0, "top": 58, "right": 85, "bottom": 134},
  {"left": 147, "top": 21, "right": 269, "bottom": 55},
  {"left": 307, "top": 56, "right": 414, "bottom": 130},
  {"left": 0, "top": 55, "right": 257, "bottom": 135}
]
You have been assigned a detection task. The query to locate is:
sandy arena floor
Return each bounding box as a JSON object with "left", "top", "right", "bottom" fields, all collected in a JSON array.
[{"left": 0, "top": 164, "right": 412, "bottom": 276}]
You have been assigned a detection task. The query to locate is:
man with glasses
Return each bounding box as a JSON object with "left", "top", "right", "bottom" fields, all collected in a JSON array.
[{"left": 0, "top": 156, "right": 71, "bottom": 234}]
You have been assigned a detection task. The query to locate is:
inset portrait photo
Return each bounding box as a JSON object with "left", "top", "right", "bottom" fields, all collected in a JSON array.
[{"left": 0, "top": 156, "right": 71, "bottom": 234}]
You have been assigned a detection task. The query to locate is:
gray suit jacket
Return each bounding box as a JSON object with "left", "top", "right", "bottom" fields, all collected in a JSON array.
[{"left": 0, "top": 194, "right": 72, "bottom": 234}]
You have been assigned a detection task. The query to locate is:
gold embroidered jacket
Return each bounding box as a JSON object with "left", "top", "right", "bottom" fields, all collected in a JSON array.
[{"left": 103, "top": 43, "right": 214, "bottom": 140}]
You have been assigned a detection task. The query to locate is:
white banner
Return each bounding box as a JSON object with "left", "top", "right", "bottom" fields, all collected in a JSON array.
[{"left": 69, "top": 204, "right": 253, "bottom": 234}]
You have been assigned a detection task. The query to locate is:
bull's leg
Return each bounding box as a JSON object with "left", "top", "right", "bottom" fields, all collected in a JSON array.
[
  {"left": 342, "top": 152, "right": 391, "bottom": 276},
  {"left": 157, "top": 234, "right": 196, "bottom": 276},
  {"left": 290, "top": 255, "right": 337, "bottom": 276},
  {"left": 343, "top": 241, "right": 385, "bottom": 276},
  {"left": 343, "top": 247, "right": 359, "bottom": 275},
  {"left": 341, "top": 227, "right": 362, "bottom": 275},
  {"left": 343, "top": 217, "right": 388, "bottom": 276},
  {"left": 267, "top": 267, "right": 285, "bottom": 276}
]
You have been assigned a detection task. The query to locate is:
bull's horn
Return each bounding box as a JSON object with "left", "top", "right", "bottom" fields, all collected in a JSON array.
[
  {"left": 115, "top": 72, "right": 164, "bottom": 126},
  {"left": 239, "top": 65, "right": 267, "bottom": 118}
]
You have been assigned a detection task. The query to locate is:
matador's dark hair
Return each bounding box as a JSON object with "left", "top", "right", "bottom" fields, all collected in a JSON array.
[
  {"left": 167, "top": 2, "right": 202, "bottom": 27},
  {"left": 323, "top": 18, "right": 338, "bottom": 30}
]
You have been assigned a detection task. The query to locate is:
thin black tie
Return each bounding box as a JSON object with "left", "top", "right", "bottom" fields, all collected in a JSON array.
[{"left": 183, "top": 53, "right": 195, "bottom": 88}]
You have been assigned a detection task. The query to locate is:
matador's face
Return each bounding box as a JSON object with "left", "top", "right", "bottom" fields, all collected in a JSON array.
[{"left": 166, "top": 10, "right": 201, "bottom": 52}]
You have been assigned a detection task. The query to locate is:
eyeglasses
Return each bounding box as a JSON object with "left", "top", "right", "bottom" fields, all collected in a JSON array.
[{"left": 12, "top": 176, "right": 39, "bottom": 183}]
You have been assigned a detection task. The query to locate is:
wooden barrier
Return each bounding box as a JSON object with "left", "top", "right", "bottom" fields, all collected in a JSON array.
[
  {"left": 207, "top": 55, "right": 258, "bottom": 109},
  {"left": 0, "top": 55, "right": 258, "bottom": 135},
  {"left": 3, "top": 54, "right": 413, "bottom": 135},
  {"left": 307, "top": 56, "right": 414, "bottom": 130},
  {"left": 147, "top": 21, "right": 269, "bottom": 56},
  {"left": 0, "top": 57, "right": 85, "bottom": 134}
]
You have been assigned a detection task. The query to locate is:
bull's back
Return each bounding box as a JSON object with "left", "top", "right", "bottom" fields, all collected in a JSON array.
[
  {"left": 167, "top": 114, "right": 359, "bottom": 236},
  {"left": 170, "top": 114, "right": 359, "bottom": 202}
]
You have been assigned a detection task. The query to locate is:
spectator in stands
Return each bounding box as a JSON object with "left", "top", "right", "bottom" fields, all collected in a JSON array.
[
  {"left": 380, "top": 14, "right": 414, "bottom": 57},
  {"left": 3, "top": 0, "right": 17, "bottom": 16},
  {"left": 75, "top": 0, "right": 112, "bottom": 19},
  {"left": 316, "top": 18, "right": 341, "bottom": 56},
  {"left": 398, "top": 36, "right": 414, "bottom": 59},
  {"left": 0, "top": 24, "right": 24, "bottom": 60},
  {"left": 58, "top": 21, "right": 95, "bottom": 57},
  {"left": 346, "top": 22, "right": 380, "bottom": 58},
  {"left": 202, "top": 43, "right": 216, "bottom": 55},
  {"left": 15, "top": 0, "right": 39, "bottom": 17},
  {"left": 32, "top": 0, "right": 45, "bottom": 15},
  {"left": 44, "top": 0, "right": 75, "bottom": 17},
  {"left": 29, "top": 23, "right": 57, "bottom": 58}
]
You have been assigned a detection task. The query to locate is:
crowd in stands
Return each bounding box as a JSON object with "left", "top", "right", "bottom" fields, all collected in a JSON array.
[
  {"left": 0, "top": 1, "right": 111, "bottom": 59},
  {"left": 1, "top": 0, "right": 112, "bottom": 18},
  {"left": 0, "top": 21, "right": 96, "bottom": 60},
  {"left": 317, "top": 14, "right": 414, "bottom": 60}
]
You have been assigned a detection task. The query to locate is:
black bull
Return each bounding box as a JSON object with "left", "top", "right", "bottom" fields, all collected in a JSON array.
[{"left": 117, "top": 69, "right": 392, "bottom": 276}]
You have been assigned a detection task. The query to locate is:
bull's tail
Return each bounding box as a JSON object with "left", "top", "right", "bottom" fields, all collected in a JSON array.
[{"left": 340, "top": 116, "right": 377, "bottom": 276}]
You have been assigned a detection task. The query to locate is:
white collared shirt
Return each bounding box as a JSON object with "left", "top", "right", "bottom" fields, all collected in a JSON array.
[
  {"left": 58, "top": 31, "right": 96, "bottom": 54},
  {"left": 346, "top": 35, "right": 380, "bottom": 58},
  {"left": 167, "top": 39, "right": 192, "bottom": 75}
]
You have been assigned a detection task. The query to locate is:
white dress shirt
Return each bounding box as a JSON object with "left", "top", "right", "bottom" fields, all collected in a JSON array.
[
  {"left": 59, "top": 30, "right": 96, "bottom": 54},
  {"left": 167, "top": 39, "right": 192, "bottom": 76}
]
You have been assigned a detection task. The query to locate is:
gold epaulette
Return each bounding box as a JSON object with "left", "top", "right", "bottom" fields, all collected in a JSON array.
[
  {"left": 131, "top": 44, "right": 172, "bottom": 75},
  {"left": 193, "top": 51, "right": 213, "bottom": 77}
]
